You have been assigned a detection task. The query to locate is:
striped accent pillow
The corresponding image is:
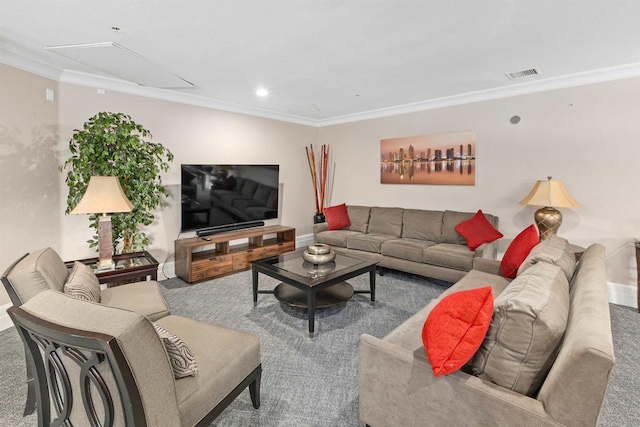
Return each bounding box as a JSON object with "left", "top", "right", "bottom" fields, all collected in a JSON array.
[
  {"left": 63, "top": 261, "right": 101, "bottom": 302},
  {"left": 153, "top": 322, "right": 198, "bottom": 378}
]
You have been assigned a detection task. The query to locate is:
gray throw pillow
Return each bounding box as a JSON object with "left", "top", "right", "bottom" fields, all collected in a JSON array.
[
  {"left": 63, "top": 261, "right": 101, "bottom": 303},
  {"left": 153, "top": 322, "right": 198, "bottom": 379},
  {"left": 471, "top": 262, "right": 569, "bottom": 396}
]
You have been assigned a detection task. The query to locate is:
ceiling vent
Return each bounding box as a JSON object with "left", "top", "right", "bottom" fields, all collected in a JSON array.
[
  {"left": 505, "top": 67, "right": 541, "bottom": 81},
  {"left": 45, "top": 42, "right": 194, "bottom": 88}
]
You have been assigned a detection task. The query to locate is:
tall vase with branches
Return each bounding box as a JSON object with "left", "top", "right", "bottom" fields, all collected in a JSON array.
[
  {"left": 305, "top": 144, "right": 332, "bottom": 223},
  {"left": 60, "top": 112, "right": 173, "bottom": 254}
]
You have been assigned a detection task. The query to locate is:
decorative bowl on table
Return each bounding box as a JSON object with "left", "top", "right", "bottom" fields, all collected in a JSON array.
[
  {"left": 302, "top": 244, "right": 336, "bottom": 265},
  {"left": 302, "top": 261, "right": 336, "bottom": 278}
]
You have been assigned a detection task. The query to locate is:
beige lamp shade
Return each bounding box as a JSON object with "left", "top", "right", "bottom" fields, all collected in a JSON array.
[
  {"left": 71, "top": 176, "right": 134, "bottom": 214},
  {"left": 519, "top": 176, "right": 579, "bottom": 240},
  {"left": 519, "top": 177, "right": 580, "bottom": 208}
]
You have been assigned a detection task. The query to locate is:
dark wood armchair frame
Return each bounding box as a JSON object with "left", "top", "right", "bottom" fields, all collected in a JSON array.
[{"left": 8, "top": 305, "right": 262, "bottom": 426}]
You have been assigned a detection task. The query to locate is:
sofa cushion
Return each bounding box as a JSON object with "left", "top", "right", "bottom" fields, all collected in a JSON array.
[
  {"left": 346, "top": 205, "right": 371, "bottom": 233},
  {"left": 347, "top": 234, "right": 396, "bottom": 253},
  {"left": 471, "top": 262, "right": 569, "bottom": 396},
  {"left": 423, "top": 244, "right": 474, "bottom": 271},
  {"left": 422, "top": 286, "right": 493, "bottom": 376},
  {"left": 381, "top": 238, "right": 437, "bottom": 263},
  {"left": 441, "top": 210, "right": 497, "bottom": 245},
  {"left": 5, "top": 247, "right": 70, "bottom": 303},
  {"left": 156, "top": 315, "right": 261, "bottom": 427},
  {"left": 324, "top": 203, "right": 351, "bottom": 230},
  {"left": 63, "top": 261, "right": 101, "bottom": 302},
  {"left": 152, "top": 322, "right": 198, "bottom": 379},
  {"left": 367, "top": 207, "right": 403, "bottom": 237},
  {"left": 401, "top": 209, "right": 443, "bottom": 242},
  {"left": 101, "top": 281, "right": 171, "bottom": 321},
  {"left": 316, "top": 230, "right": 363, "bottom": 248},
  {"left": 500, "top": 225, "right": 539, "bottom": 278},
  {"left": 518, "top": 236, "right": 576, "bottom": 281},
  {"left": 454, "top": 210, "right": 503, "bottom": 250}
]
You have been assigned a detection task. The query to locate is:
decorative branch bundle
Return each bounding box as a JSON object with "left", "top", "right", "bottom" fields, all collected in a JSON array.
[{"left": 305, "top": 144, "right": 330, "bottom": 214}]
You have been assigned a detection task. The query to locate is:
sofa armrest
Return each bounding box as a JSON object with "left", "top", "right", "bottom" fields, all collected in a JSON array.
[
  {"left": 472, "top": 258, "right": 503, "bottom": 276},
  {"left": 313, "top": 222, "right": 329, "bottom": 242},
  {"left": 359, "top": 334, "right": 557, "bottom": 427},
  {"left": 473, "top": 240, "right": 498, "bottom": 259}
]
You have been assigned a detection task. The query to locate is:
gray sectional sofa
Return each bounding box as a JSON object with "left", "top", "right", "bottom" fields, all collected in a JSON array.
[
  {"left": 314, "top": 205, "right": 499, "bottom": 282},
  {"left": 359, "top": 237, "right": 615, "bottom": 426}
]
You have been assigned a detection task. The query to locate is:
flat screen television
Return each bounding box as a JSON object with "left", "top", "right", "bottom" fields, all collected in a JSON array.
[{"left": 181, "top": 164, "right": 280, "bottom": 233}]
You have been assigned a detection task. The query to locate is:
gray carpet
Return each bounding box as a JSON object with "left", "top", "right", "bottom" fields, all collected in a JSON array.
[{"left": 0, "top": 270, "right": 638, "bottom": 426}]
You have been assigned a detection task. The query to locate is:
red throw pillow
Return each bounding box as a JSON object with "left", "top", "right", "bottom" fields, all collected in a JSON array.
[
  {"left": 454, "top": 210, "right": 504, "bottom": 250},
  {"left": 422, "top": 286, "right": 494, "bottom": 377},
  {"left": 500, "top": 224, "right": 540, "bottom": 278},
  {"left": 324, "top": 203, "right": 351, "bottom": 230}
]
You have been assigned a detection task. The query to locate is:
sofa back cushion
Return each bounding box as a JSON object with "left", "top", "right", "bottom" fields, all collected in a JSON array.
[
  {"left": 367, "top": 207, "right": 404, "bottom": 237},
  {"left": 518, "top": 236, "right": 576, "bottom": 281},
  {"left": 471, "top": 262, "right": 569, "bottom": 396},
  {"left": 346, "top": 205, "right": 371, "bottom": 233},
  {"left": 5, "top": 247, "right": 69, "bottom": 304},
  {"left": 441, "top": 210, "right": 498, "bottom": 245},
  {"left": 402, "top": 209, "right": 443, "bottom": 242}
]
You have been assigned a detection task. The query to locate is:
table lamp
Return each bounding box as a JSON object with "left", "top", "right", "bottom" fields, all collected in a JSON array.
[
  {"left": 519, "top": 176, "right": 580, "bottom": 240},
  {"left": 71, "top": 176, "right": 134, "bottom": 269}
]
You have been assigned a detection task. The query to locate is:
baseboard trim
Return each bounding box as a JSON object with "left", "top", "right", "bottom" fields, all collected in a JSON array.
[
  {"left": 0, "top": 303, "right": 13, "bottom": 332},
  {"left": 607, "top": 281, "right": 638, "bottom": 309}
]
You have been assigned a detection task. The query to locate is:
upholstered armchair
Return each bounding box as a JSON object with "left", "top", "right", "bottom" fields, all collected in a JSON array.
[
  {"left": 9, "top": 290, "right": 262, "bottom": 426},
  {"left": 1, "top": 247, "right": 171, "bottom": 415}
]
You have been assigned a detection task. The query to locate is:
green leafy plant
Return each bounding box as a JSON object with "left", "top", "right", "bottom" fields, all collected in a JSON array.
[{"left": 60, "top": 112, "right": 174, "bottom": 253}]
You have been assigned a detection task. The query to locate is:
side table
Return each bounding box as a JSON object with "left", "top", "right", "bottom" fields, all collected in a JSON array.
[{"left": 66, "top": 251, "right": 159, "bottom": 287}]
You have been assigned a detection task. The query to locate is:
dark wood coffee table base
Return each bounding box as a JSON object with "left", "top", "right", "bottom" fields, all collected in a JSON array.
[{"left": 274, "top": 281, "right": 354, "bottom": 309}]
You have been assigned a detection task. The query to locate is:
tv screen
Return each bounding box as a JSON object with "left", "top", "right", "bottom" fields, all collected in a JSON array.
[{"left": 181, "top": 164, "right": 279, "bottom": 232}]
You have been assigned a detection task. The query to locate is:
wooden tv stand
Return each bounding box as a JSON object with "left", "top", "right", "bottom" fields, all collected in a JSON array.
[{"left": 175, "top": 225, "right": 295, "bottom": 283}]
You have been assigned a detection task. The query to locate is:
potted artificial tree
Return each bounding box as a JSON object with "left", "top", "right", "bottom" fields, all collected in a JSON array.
[{"left": 60, "top": 111, "right": 173, "bottom": 253}]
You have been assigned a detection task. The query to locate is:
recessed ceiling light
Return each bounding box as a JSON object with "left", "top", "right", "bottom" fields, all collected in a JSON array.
[{"left": 256, "top": 88, "right": 268, "bottom": 97}]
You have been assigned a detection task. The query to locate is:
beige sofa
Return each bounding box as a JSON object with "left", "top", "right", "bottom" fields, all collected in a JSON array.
[
  {"left": 314, "top": 206, "right": 499, "bottom": 282},
  {"left": 358, "top": 239, "right": 615, "bottom": 427}
]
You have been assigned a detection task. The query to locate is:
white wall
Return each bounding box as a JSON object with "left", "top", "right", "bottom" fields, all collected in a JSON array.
[
  {"left": 319, "top": 76, "right": 640, "bottom": 302},
  {"left": 0, "top": 64, "right": 61, "bottom": 306}
]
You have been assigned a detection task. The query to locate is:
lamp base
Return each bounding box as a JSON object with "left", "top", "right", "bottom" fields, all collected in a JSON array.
[
  {"left": 534, "top": 206, "right": 563, "bottom": 240},
  {"left": 98, "top": 215, "right": 115, "bottom": 268}
]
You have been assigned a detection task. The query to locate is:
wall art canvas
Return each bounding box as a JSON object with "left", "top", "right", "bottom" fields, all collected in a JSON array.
[{"left": 380, "top": 130, "right": 476, "bottom": 185}]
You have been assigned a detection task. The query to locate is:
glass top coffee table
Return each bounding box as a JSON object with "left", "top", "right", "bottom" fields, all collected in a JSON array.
[{"left": 251, "top": 250, "right": 377, "bottom": 337}]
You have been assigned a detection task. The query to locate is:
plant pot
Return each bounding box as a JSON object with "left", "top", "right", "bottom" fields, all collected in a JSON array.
[{"left": 314, "top": 213, "right": 326, "bottom": 224}]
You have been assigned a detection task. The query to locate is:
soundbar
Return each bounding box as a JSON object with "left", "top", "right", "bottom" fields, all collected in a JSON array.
[{"left": 196, "top": 220, "right": 265, "bottom": 236}]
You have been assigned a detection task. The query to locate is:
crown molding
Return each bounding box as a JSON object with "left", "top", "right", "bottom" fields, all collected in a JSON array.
[
  {"left": 318, "top": 62, "right": 640, "bottom": 126},
  {"left": 3, "top": 44, "right": 640, "bottom": 128},
  {"left": 0, "top": 45, "right": 62, "bottom": 81},
  {"left": 59, "top": 69, "right": 319, "bottom": 127}
]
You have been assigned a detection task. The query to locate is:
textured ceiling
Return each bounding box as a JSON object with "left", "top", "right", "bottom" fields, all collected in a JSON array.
[{"left": 1, "top": 0, "right": 640, "bottom": 123}]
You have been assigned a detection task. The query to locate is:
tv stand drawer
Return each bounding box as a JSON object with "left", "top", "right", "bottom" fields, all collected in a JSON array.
[
  {"left": 265, "top": 241, "right": 295, "bottom": 256},
  {"left": 192, "top": 255, "right": 232, "bottom": 281},
  {"left": 232, "top": 248, "right": 266, "bottom": 270}
]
